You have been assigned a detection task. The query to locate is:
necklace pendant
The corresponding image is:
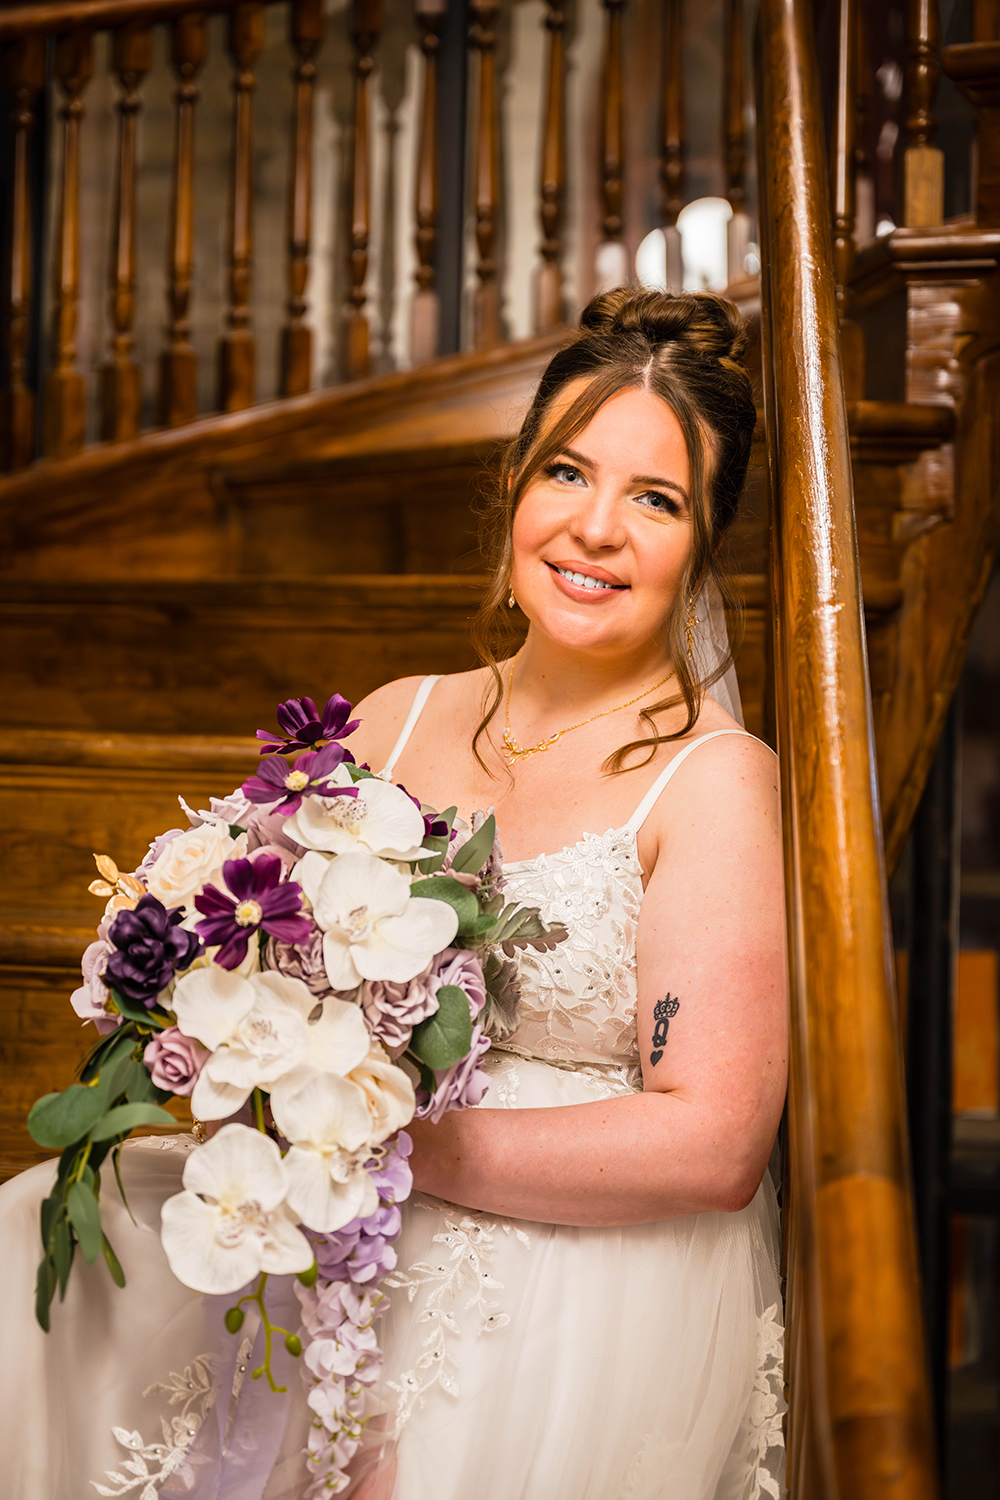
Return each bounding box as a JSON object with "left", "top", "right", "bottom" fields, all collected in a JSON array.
[{"left": 502, "top": 726, "right": 561, "bottom": 766}]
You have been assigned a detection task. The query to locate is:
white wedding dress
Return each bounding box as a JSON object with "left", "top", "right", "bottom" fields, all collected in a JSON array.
[{"left": 0, "top": 677, "right": 785, "bottom": 1500}]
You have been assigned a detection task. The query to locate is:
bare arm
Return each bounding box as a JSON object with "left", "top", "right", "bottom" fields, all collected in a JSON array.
[{"left": 407, "top": 736, "right": 788, "bottom": 1225}]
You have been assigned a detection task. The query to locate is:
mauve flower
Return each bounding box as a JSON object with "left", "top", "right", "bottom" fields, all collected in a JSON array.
[
  {"left": 242, "top": 743, "right": 356, "bottom": 817},
  {"left": 70, "top": 917, "right": 120, "bottom": 1033},
  {"left": 414, "top": 1025, "right": 491, "bottom": 1123},
  {"left": 361, "top": 947, "right": 486, "bottom": 1050},
  {"left": 106, "top": 895, "right": 203, "bottom": 1009},
  {"left": 139, "top": 827, "right": 185, "bottom": 874},
  {"left": 267, "top": 926, "right": 334, "bottom": 999},
  {"left": 143, "top": 1027, "right": 208, "bottom": 1096},
  {"left": 194, "top": 855, "right": 312, "bottom": 969},
  {"left": 257, "top": 693, "right": 360, "bottom": 758},
  {"left": 245, "top": 808, "right": 307, "bottom": 867},
  {"left": 374, "top": 1129, "right": 413, "bottom": 1203}
]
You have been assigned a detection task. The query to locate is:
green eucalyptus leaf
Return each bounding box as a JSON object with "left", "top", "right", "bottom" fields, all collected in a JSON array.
[
  {"left": 458, "top": 913, "right": 499, "bottom": 941},
  {"left": 78, "top": 1023, "right": 138, "bottom": 1084},
  {"left": 125, "top": 1062, "right": 165, "bottom": 1105},
  {"left": 409, "top": 986, "right": 472, "bottom": 1071},
  {"left": 35, "top": 1256, "right": 56, "bottom": 1331},
  {"left": 408, "top": 877, "right": 479, "bottom": 929},
  {"left": 101, "top": 1233, "right": 126, "bottom": 1289},
  {"left": 40, "top": 1192, "right": 59, "bottom": 1251},
  {"left": 228, "top": 823, "right": 246, "bottom": 839},
  {"left": 107, "top": 987, "right": 173, "bottom": 1030},
  {"left": 89, "top": 1103, "right": 175, "bottom": 1142},
  {"left": 346, "top": 762, "right": 378, "bottom": 782},
  {"left": 416, "top": 851, "right": 447, "bottom": 876},
  {"left": 28, "top": 1085, "right": 107, "bottom": 1149},
  {"left": 112, "top": 1143, "right": 137, "bottom": 1225},
  {"left": 53, "top": 1216, "right": 74, "bottom": 1298},
  {"left": 450, "top": 815, "right": 496, "bottom": 876},
  {"left": 66, "top": 1181, "right": 102, "bottom": 1264}
]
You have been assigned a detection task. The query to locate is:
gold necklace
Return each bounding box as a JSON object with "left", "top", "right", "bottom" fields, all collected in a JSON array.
[{"left": 502, "top": 649, "right": 675, "bottom": 766}]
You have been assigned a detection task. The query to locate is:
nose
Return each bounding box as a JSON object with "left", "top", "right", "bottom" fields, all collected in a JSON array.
[{"left": 567, "top": 481, "right": 627, "bottom": 554}]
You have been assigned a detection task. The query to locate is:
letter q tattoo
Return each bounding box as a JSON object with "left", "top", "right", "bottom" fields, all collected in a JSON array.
[{"left": 649, "top": 995, "right": 680, "bottom": 1067}]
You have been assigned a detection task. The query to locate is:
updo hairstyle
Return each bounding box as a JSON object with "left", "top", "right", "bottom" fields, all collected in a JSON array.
[{"left": 472, "top": 286, "right": 758, "bottom": 774}]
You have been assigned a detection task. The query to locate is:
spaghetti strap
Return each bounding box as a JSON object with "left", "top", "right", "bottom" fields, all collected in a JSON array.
[
  {"left": 376, "top": 676, "right": 441, "bottom": 779},
  {"left": 625, "top": 729, "right": 755, "bottom": 834}
]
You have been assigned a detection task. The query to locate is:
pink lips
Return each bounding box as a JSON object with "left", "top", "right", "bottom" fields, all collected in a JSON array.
[{"left": 546, "top": 562, "right": 628, "bottom": 601}]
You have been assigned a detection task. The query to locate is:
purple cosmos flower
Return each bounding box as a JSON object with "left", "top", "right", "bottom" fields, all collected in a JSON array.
[
  {"left": 105, "top": 895, "right": 203, "bottom": 1009},
  {"left": 194, "top": 855, "right": 312, "bottom": 969},
  {"left": 242, "top": 742, "right": 357, "bottom": 817},
  {"left": 257, "top": 693, "right": 360, "bottom": 757}
]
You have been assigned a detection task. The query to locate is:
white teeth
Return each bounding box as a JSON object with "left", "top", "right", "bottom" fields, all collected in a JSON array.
[{"left": 555, "top": 566, "right": 615, "bottom": 590}]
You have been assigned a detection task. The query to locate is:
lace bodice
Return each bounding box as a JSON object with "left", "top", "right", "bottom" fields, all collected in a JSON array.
[{"left": 499, "top": 827, "right": 644, "bottom": 1074}]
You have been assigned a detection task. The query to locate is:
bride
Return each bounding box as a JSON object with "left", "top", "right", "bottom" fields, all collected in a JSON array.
[{"left": 0, "top": 288, "right": 787, "bottom": 1500}]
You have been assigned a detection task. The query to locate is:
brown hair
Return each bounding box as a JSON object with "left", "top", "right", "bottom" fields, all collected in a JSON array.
[{"left": 471, "top": 286, "right": 757, "bottom": 774}]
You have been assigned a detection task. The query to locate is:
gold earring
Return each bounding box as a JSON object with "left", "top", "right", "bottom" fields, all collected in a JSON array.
[
  {"left": 684, "top": 594, "right": 698, "bottom": 662},
  {"left": 508, "top": 592, "right": 516, "bottom": 609}
]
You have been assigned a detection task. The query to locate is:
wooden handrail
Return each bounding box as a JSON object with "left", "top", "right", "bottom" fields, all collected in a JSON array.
[
  {"left": 0, "top": 0, "right": 282, "bottom": 42},
  {"left": 756, "top": 1, "right": 938, "bottom": 1496}
]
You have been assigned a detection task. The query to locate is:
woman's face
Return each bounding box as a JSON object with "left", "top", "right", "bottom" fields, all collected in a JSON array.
[{"left": 510, "top": 383, "right": 695, "bottom": 661}]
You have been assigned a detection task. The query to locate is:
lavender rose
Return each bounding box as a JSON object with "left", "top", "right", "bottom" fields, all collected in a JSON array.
[
  {"left": 143, "top": 1027, "right": 209, "bottom": 1096},
  {"left": 266, "top": 926, "right": 334, "bottom": 999},
  {"left": 245, "top": 808, "right": 307, "bottom": 870},
  {"left": 361, "top": 948, "right": 486, "bottom": 1050},
  {"left": 414, "top": 1025, "right": 491, "bottom": 1123},
  {"left": 70, "top": 918, "right": 120, "bottom": 1033}
]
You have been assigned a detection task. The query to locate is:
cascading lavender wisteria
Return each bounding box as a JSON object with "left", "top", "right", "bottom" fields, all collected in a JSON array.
[{"left": 27, "top": 691, "right": 567, "bottom": 1495}]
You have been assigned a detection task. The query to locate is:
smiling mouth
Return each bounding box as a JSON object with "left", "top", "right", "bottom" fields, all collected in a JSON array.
[{"left": 548, "top": 563, "right": 627, "bottom": 591}]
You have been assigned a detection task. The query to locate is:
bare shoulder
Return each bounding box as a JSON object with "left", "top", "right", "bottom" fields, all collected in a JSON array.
[
  {"left": 643, "top": 724, "right": 780, "bottom": 870},
  {"left": 346, "top": 668, "right": 491, "bottom": 772}
]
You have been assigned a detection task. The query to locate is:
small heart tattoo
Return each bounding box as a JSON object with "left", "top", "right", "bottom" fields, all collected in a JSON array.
[{"left": 650, "top": 1049, "right": 664, "bottom": 1067}]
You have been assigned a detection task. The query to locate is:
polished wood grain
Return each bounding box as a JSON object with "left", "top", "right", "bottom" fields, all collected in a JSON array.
[
  {"left": 0, "top": 0, "right": 278, "bottom": 40},
  {"left": 470, "top": 0, "right": 501, "bottom": 350},
  {"left": 42, "top": 27, "right": 93, "bottom": 460},
  {"left": 280, "top": 0, "right": 323, "bottom": 397},
  {"left": 101, "top": 20, "right": 152, "bottom": 441},
  {"left": 219, "top": 0, "right": 264, "bottom": 412},
  {"left": 600, "top": 0, "right": 625, "bottom": 245},
  {"left": 831, "top": 0, "right": 864, "bottom": 396},
  {"left": 536, "top": 0, "right": 566, "bottom": 331},
  {"left": 757, "top": 0, "right": 937, "bottom": 1494},
  {"left": 411, "top": 0, "right": 445, "bottom": 362},
  {"left": 974, "top": 0, "right": 1000, "bottom": 40},
  {"left": 0, "top": 35, "right": 45, "bottom": 472},
  {"left": 160, "top": 11, "right": 207, "bottom": 427},
  {"left": 905, "top": 0, "right": 944, "bottom": 227},
  {"left": 942, "top": 42, "right": 1000, "bottom": 225},
  {"left": 344, "top": 0, "right": 382, "bottom": 380}
]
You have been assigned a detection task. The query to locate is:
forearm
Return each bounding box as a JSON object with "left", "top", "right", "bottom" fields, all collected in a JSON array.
[{"left": 407, "top": 1091, "right": 775, "bottom": 1228}]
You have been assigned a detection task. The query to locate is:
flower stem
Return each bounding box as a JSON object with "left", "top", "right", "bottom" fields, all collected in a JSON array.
[
  {"left": 252, "top": 1088, "right": 266, "bottom": 1134},
  {"left": 231, "top": 1271, "right": 301, "bottom": 1393}
]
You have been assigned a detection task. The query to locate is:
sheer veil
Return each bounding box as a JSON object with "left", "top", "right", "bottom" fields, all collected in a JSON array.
[{"left": 691, "top": 580, "right": 744, "bottom": 727}]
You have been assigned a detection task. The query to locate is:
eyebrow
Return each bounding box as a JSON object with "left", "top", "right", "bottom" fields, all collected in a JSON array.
[{"left": 555, "top": 447, "right": 691, "bottom": 505}]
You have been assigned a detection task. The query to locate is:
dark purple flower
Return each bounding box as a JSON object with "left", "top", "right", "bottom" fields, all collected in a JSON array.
[
  {"left": 242, "top": 742, "right": 357, "bottom": 817},
  {"left": 105, "top": 895, "right": 203, "bottom": 1009},
  {"left": 194, "top": 855, "right": 312, "bottom": 969},
  {"left": 415, "top": 1026, "right": 492, "bottom": 1123},
  {"left": 257, "top": 693, "right": 360, "bottom": 757}
]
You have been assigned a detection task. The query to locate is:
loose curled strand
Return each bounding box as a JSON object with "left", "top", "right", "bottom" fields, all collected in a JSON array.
[{"left": 471, "top": 287, "right": 757, "bottom": 775}]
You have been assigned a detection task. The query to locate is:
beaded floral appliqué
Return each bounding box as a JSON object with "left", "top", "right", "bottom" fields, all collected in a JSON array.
[
  {"left": 746, "top": 1302, "right": 786, "bottom": 1500},
  {"left": 384, "top": 1203, "right": 530, "bottom": 1431},
  {"left": 91, "top": 1355, "right": 216, "bottom": 1497}
]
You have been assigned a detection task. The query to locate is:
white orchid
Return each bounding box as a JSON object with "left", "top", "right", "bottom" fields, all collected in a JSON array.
[
  {"left": 284, "top": 766, "right": 428, "bottom": 861},
  {"left": 296, "top": 850, "right": 458, "bottom": 990},
  {"left": 159, "top": 1124, "right": 313, "bottom": 1294},
  {"left": 348, "top": 1043, "right": 416, "bottom": 1143},
  {"left": 170, "top": 968, "right": 370, "bottom": 1119},
  {"left": 269, "top": 1067, "right": 381, "bottom": 1233}
]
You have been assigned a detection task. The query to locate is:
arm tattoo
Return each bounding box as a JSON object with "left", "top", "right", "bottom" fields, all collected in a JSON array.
[{"left": 649, "top": 994, "right": 680, "bottom": 1067}]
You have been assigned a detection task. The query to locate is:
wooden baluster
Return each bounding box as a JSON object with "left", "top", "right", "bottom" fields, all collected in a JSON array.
[
  {"left": 43, "top": 29, "right": 93, "bottom": 461},
  {"left": 411, "top": 0, "right": 445, "bottom": 362},
  {"left": 904, "top": 0, "right": 944, "bottom": 226},
  {"left": 0, "top": 36, "right": 45, "bottom": 472},
  {"left": 536, "top": 0, "right": 566, "bottom": 330},
  {"left": 596, "top": 0, "right": 627, "bottom": 291},
  {"left": 724, "top": 0, "right": 750, "bottom": 283},
  {"left": 854, "top": 0, "right": 876, "bottom": 242},
  {"left": 973, "top": 0, "right": 1000, "bottom": 39},
  {"left": 161, "top": 12, "right": 207, "bottom": 427},
  {"left": 470, "top": 0, "right": 501, "bottom": 349},
  {"left": 281, "top": 0, "right": 324, "bottom": 396},
  {"left": 661, "top": 0, "right": 684, "bottom": 292},
  {"left": 344, "top": 0, "right": 382, "bottom": 380},
  {"left": 219, "top": 1, "right": 264, "bottom": 413},
  {"left": 831, "top": 0, "right": 864, "bottom": 396},
  {"left": 101, "top": 21, "right": 152, "bottom": 442}
]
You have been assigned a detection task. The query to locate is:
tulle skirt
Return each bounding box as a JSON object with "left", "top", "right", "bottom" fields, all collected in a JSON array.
[{"left": 0, "top": 1052, "right": 784, "bottom": 1500}]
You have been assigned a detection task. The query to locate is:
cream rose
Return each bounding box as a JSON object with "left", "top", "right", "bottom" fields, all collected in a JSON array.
[
  {"left": 348, "top": 1042, "right": 416, "bottom": 1143},
  {"left": 146, "top": 823, "right": 248, "bottom": 910}
]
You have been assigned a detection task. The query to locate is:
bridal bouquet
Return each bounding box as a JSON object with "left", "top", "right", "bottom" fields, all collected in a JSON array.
[{"left": 28, "top": 692, "right": 565, "bottom": 1494}]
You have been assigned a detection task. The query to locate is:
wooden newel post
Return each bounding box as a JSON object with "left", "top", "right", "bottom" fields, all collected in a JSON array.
[
  {"left": 536, "top": 0, "right": 566, "bottom": 331},
  {"left": 161, "top": 11, "right": 207, "bottom": 428},
  {"left": 0, "top": 34, "right": 45, "bottom": 472},
  {"left": 905, "top": 0, "right": 944, "bottom": 226},
  {"left": 220, "top": 0, "right": 264, "bottom": 413},
  {"left": 102, "top": 20, "right": 152, "bottom": 442},
  {"left": 411, "top": 0, "right": 445, "bottom": 363},
  {"left": 344, "top": 0, "right": 382, "bottom": 381},
  {"left": 43, "top": 28, "right": 93, "bottom": 460},
  {"left": 723, "top": 0, "right": 750, "bottom": 283},
  {"left": 596, "top": 0, "right": 627, "bottom": 291},
  {"left": 832, "top": 0, "right": 864, "bottom": 395},
  {"left": 470, "top": 0, "right": 501, "bottom": 349},
  {"left": 661, "top": 0, "right": 684, "bottom": 292},
  {"left": 281, "top": 0, "right": 324, "bottom": 397}
]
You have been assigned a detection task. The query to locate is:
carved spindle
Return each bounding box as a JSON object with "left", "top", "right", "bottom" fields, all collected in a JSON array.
[
  {"left": 411, "top": 0, "right": 445, "bottom": 363},
  {"left": 596, "top": 0, "right": 627, "bottom": 290},
  {"left": 661, "top": 0, "right": 684, "bottom": 292},
  {"left": 101, "top": 21, "right": 152, "bottom": 442},
  {"left": 160, "top": 13, "right": 206, "bottom": 427},
  {"left": 470, "top": 0, "right": 501, "bottom": 349},
  {"left": 281, "top": 0, "right": 324, "bottom": 396},
  {"left": 343, "top": 0, "right": 382, "bottom": 380},
  {"left": 219, "top": 1, "right": 265, "bottom": 413},
  {"left": 854, "top": 0, "right": 876, "bottom": 242},
  {"left": 832, "top": 0, "right": 863, "bottom": 396},
  {"left": 724, "top": 0, "right": 749, "bottom": 282},
  {"left": 0, "top": 36, "right": 45, "bottom": 472},
  {"left": 43, "top": 29, "right": 94, "bottom": 460},
  {"left": 536, "top": 0, "right": 566, "bottom": 330},
  {"left": 904, "top": 0, "right": 944, "bottom": 226}
]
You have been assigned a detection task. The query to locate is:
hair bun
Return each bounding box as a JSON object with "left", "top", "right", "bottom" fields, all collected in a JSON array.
[{"left": 579, "top": 286, "right": 748, "bottom": 366}]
